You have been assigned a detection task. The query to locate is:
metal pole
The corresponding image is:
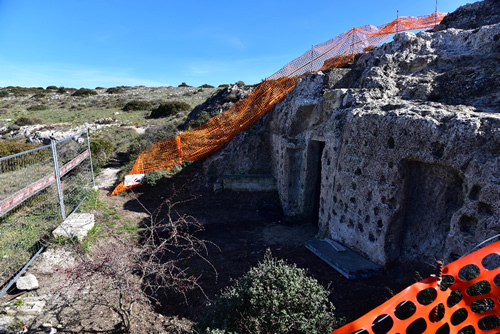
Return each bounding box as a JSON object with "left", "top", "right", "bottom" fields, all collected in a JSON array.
[
  {"left": 85, "top": 128, "right": 96, "bottom": 188},
  {"left": 51, "top": 140, "right": 66, "bottom": 220},
  {"left": 0, "top": 246, "right": 45, "bottom": 298},
  {"left": 397, "top": 10, "right": 399, "bottom": 33},
  {"left": 310, "top": 45, "right": 313, "bottom": 73}
]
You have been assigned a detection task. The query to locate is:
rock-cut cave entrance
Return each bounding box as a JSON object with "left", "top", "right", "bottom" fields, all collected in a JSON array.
[
  {"left": 385, "top": 161, "right": 464, "bottom": 264},
  {"left": 304, "top": 140, "right": 325, "bottom": 225}
]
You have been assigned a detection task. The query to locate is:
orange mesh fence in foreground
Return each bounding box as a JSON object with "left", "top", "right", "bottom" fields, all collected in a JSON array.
[
  {"left": 332, "top": 241, "right": 500, "bottom": 334},
  {"left": 111, "top": 11, "right": 446, "bottom": 196}
]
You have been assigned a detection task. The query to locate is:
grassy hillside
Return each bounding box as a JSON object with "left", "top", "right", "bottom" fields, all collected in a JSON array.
[{"left": 0, "top": 85, "right": 219, "bottom": 127}]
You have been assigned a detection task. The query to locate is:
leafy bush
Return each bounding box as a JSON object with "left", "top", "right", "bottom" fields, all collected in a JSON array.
[
  {"left": 106, "top": 87, "right": 125, "bottom": 94},
  {"left": 27, "top": 104, "right": 49, "bottom": 111},
  {"left": 90, "top": 138, "right": 114, "bottom": 169},
  {"left": 150, "top": 101, "right": 191, "bottom": 119},
  {"left": 57, "top": 87, "right": 67, "bottom": 94},
  {"left": 0, "top": 140, "right": 41, "bottom": 157},
  {"left": 143, "top": 169, "right": 169, "bottom": 187},
  {"left": 199, "top": 84, "right": 215, "bottom": 88},
  {"left": 187, "top": 110, "right": 211, "bottom": 129},
  {"left": 178, "top": 82, "right": 191, "bottom": 87},
  {"left": 126, "top": 123, "right": 178, "bottom": 161},
  {"left": 0, "top": 90, "right": 8, "bottom": 98},
  {"left": 122, "top": 100, "right": 153, "bottom": 112},
  {"left": 46, "top": 85, "right": 58, "bottom": 90},
  {"left": 197, "top": 249, "right": 344, "bottom": 334},
  {"left": 72, "top": 88, "right": 97, "bottom": 97},
  {"left": 14, "top": 117, "right": 42, "bottom": 126}
]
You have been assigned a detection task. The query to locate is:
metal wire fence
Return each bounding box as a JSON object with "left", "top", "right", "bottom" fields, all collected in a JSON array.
[{"left": 0, "top": 129, "right": 94, "bottom": 296}]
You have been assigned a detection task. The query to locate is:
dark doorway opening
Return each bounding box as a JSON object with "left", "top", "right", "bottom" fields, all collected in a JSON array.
[
  {"left": 385, "top": 161, "right": 464, "bottom": 264},
  {"left": 304, "top": 140, "right": 325, "bottom": 225}
]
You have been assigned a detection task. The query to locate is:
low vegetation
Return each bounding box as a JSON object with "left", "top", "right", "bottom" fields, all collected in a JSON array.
[
  {"left": 72, "top": 88, "right": 98, "bottom": 97},
  {"left": 0, "top": 139, "right": 42, "bottom": 157},
  {"left": 197, "top": 249, "right": 344, "bottom": 334},
  {"left": 122, "top": 100, "right": 153, "bottom": 112},
  {"left": 150, "top": 100, "right": 191, "bottom": 118}
]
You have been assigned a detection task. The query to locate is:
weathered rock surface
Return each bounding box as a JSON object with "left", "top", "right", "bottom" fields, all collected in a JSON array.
[
  {"left": 203, "top": 0, "right": 500, "bottom": 266},
  {"left": 181, "top": 83, "right": 253, "bottom": 130},
  {"left": 15, "top": 273, "right": 39, "bottom": 291}
]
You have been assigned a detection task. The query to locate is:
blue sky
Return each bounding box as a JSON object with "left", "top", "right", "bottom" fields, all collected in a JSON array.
[{"left": 0, "top": 0, "right": 472, "bottom": 88}]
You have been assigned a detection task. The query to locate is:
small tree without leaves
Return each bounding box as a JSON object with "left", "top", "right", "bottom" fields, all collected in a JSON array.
[
  {"left": 50, "top": 197, "right": 216, "bottom": 332},
  {"left": 197, "top": 249, "right": 344, "bottom": 334}
]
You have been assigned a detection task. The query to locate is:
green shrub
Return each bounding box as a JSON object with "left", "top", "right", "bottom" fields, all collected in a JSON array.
[
  {"left": 0, "top": 140, "right": 41, "bottom": 157},
  {"left": 46, "top": 85, "right": 58, "bottom": 90},
  {"left": 72, "top": 88, "right": 97, "bottom": 97},
  {"left": 106, "top": 87, "right": 125, "bottom": 94},
  {"left": 122, "top": 100, "right": 153, "bottom": 112},
  {"left": 143, "top": 169, "right": 169, "bottom": 187},
  {"left": 0, "top": 90, "right": 8, "bottom": 98},
  {"left": 187, "top": 110, "right": 211, "bottom": 129},
  {"left": 27, "top": 104, "right": 49, "bottom": 111},
  {"left": 14, "top": 117, "right": 42, "bottom": 126},
  {"left": 150, "top": 101, "right": 191, "bottom": 119},
  {"left": 178, "top": 82, "right": 191, "bottom": 87},
  {"left": 126, "top": 123, "right": 178, "bottom": 160},
  {"left": 90, "top": 138, "right": 114, "bottom": 169},
  {"left": 197, "top": 250, "right": 344, "bottom": 334},
  {"left": 199, "top": 84, "right": 215, "bottom": 88},
  {"left": 57, "top": 87, "right": 67, "bottom": 94},
  {"left": 218, "top": 84, "right": 229, "bottom": 88}
]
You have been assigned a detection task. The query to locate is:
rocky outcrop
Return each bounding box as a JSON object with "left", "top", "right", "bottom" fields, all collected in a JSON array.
[
  {"left": 202, "top": 0, "right": 500, "bottom": 266},
  {"left": 181, "top": 83, "right": 253, "bottom": 130}
]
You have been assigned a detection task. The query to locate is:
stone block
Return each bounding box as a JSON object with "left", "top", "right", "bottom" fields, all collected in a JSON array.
[
  {"left": 52, "top": 213, "right": 94, "bottom": 242},
  {"left": 16, "top": 273, "right": 39, "bottom": 291}
]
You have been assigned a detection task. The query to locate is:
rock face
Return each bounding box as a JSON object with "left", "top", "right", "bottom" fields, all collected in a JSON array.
[
  {"left": 181, "top": 83, "right": 253, "bottom": 130},
  {"left": 203, "top": 0, "right": 500, "bottom": 266}
]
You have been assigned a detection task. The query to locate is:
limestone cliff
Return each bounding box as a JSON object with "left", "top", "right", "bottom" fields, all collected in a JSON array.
[{"left": 203, "top": 0, "right": 500, "bottom": 266}]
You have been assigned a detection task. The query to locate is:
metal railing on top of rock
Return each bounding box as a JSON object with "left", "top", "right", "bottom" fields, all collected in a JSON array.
[
  {"left": 111, "top": 11, "right": 446, "bottom": 196},
  {"left": 331, "top": 240, "right": 500, "bottom": 334}
]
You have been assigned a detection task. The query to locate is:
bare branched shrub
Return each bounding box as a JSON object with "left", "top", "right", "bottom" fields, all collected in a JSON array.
[{"left": 48, "top": 197, "right": 217, "bottom": 332}]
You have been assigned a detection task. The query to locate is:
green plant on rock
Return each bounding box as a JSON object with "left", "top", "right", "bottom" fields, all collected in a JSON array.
[
  {"left": 197, "top": 249, "right": 344, "bottom": 334},
  {"left": 150, "top": 100, "right": 191, "bottom": 118}
]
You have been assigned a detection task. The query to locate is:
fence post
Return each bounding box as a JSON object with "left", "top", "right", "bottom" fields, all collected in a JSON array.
[
  {"left": 85, "top": 128, "right": 96, "bottom": 188},
  {"left": 51, "top": 140, "right": 66, "bottom": 220}
]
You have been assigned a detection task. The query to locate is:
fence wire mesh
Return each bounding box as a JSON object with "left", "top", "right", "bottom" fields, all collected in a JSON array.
[
  {"left": 0, "top": 130, "right": 94, "bottom": 293},
  {"left": 112, "top": 11, "right": 446, "bottom": 196}
]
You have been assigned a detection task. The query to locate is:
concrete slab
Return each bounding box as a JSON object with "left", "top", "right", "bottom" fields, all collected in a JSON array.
[
  {"left": 52, "top": 213, "right": 94, "bottom": 242},
  {"left": 306, "top": 238, "right": 383, "bottom": 279},
  {"left": 223, "top": 174, "right": 277, "bottom": 192}
]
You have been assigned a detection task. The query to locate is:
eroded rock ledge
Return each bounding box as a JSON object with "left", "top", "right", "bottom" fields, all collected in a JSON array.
[{"left": 203, "top": 0, "right": 499, "bottom": 266}]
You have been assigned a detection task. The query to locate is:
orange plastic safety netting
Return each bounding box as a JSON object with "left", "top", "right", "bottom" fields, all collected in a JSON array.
[
  {"left": 111, "top": 11, "right": 446, "bottom": 196},
  {"left": 332, "top": 241, "right": 500, "bottom": 334}
]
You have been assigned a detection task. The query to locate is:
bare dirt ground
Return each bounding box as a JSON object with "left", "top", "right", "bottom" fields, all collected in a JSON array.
[
  {"left": 100, "top": 164, "right": 434, "bottom": 330},
  {"left": 2, "top": 162, "right": 434, "bottom": 333}
]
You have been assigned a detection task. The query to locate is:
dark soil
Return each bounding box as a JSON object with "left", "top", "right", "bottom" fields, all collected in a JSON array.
[{"left": 120, "top": 162, "right": 437, "bottom": 327}]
